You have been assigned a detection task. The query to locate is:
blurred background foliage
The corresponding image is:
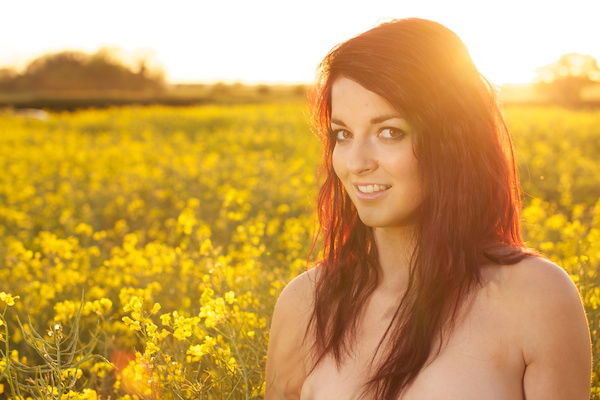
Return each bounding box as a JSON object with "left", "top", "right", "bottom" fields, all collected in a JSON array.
[{"left": 533, "top": 53, "right": 600, "bottom": 106}]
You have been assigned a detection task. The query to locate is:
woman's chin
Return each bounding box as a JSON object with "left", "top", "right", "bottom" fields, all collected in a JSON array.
[
  {"left": 356, "top": 213, "right": 392, "bottom": 228},
  {"left": 357, "top": 211, "right": 419, "bottom": 229}
]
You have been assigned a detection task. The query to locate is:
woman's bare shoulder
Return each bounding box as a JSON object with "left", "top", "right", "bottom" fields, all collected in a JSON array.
[
  {"left": 280, "top": 266, "right": 321, "bottom": 313},
  {"left": 500, "top": 255, "right": 580, "bottom": 303},
  {"left": 499, "top": 256, "right": 591, "bottom": 398},
  {"left": 264, "top": 265, "right": 322, "bottom": 399},
  {"left": 480, "top": 255, "right": 573, "bottom": 298}
]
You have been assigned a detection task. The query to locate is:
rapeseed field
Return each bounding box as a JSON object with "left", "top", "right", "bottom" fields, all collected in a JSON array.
[{"left": 0, "top": 103, "right": 598, "bottom": 399}]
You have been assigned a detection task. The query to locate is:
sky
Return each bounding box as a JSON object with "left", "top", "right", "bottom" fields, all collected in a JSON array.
[{"left": 1, "top": 0, "right": 599, "bottom": 86}]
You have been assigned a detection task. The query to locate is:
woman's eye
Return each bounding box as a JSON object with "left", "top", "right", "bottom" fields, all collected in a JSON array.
[
  {"left": 331, "top": 129, "right": 350, "bottom": 141},
  {"left": 380, "top": 127, "right": 405, "bottom": 140},
  {"left": 330, "top": 127, "right": 405, "bottom": 142}
]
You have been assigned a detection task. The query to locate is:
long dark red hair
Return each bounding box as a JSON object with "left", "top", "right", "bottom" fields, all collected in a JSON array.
[{"left": 302, "top": 17, "right": 546, "bottom": 400}]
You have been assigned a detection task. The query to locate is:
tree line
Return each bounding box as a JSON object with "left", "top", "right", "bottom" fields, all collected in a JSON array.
[
  {"left": 0, "top": 49, "right": 599, "bottom": 107},
  {"left": 533, "top": 53, "right": 600, "bottom": 106},
  {"left": 0, "top": 48, "right": 166, "bottom": 93}
]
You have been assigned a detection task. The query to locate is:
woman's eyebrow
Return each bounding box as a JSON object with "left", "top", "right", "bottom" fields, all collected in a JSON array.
[{"left": 331, "top": 113, "right": 405, "bottom": 126}]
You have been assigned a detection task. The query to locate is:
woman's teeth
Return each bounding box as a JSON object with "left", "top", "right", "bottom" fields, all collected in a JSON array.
[{"left": 357, "top": 184, "right": 391, "bottom": 193}]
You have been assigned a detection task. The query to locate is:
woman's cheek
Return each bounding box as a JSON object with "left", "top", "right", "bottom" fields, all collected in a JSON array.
[{"left": 331, "top": 147, "right": 344, "bottom": 180}]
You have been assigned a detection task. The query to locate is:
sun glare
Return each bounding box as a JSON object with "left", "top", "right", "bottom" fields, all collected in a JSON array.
[{"left": 0, "top": 0, "right": 598, "bottom": 85}]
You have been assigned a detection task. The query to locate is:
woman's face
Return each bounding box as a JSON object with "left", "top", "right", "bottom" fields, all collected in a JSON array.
[{"left": 331, "top": 76, "right": 423, "bottom": 228}]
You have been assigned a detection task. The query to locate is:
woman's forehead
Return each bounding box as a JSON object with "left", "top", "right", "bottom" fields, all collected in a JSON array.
[
  {"left": 331, "top": 78, "right": 397, "bottom": 113},
  {"left": 330, "top": 77, "right": 410, "bottom": 125}
]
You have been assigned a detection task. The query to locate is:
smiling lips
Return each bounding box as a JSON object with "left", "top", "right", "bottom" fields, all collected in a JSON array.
[
  {"left": 353, "top": 183, "right": 392, "bottom": 200},
  {"left": 355, "top": 184, "right": 391, "bottom": 193}
]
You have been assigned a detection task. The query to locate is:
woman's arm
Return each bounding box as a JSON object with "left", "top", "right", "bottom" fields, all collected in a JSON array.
[{"left": 513, "top": 257, "right": 592, "bottom": 399}]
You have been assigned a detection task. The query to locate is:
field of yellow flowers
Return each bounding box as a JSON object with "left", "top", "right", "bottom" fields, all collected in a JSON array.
[{"left": 0, "top": 102, "right": 598, "bottom": 399}]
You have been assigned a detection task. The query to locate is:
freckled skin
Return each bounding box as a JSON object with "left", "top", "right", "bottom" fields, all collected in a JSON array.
[{"left": 331, "top": 76, "right": 423, "bottom": 228}]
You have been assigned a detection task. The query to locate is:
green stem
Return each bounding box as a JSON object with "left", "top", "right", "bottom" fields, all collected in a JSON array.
[
  {"left": 2, "top": 310, "right": 20, "bottom": 398},
  {"left": 226, "top": 324, "right": 250, "bottom": 400}
]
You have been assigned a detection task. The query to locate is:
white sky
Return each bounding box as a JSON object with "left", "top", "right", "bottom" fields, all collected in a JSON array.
[{"left": 1, "top": 0, "right": 599, "bottom": 85}]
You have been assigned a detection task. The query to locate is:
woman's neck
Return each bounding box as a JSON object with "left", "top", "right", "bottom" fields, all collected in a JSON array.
[{"left": 372, "top": 225, "right": 417, "bottom": 296}]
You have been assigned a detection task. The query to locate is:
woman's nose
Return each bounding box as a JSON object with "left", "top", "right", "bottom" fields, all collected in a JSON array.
[{"left": 347, "top": 140, "right": 378, "bottom": 175}]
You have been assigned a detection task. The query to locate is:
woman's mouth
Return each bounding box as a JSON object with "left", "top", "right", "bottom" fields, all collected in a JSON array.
[{"left": 354, "top": 184, "right": 392, "bottom": 200}]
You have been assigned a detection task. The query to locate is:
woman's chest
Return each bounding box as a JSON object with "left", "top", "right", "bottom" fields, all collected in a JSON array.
[{"left": 300, "top": 286, "right": 525, "bottom": 400}]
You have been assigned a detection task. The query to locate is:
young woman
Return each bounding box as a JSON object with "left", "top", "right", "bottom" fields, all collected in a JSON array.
[{"left": 265, "top": 18, "right": 592, "bottom": 400}]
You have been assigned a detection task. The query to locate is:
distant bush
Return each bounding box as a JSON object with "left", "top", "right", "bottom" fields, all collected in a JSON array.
[
  {"left": 0, "top": 48, "right": 166, "bottom": 93},
  {"left": 256, "top": 84, "right": 270, "bottom": 95},
  {"left": 534, "top": 53, "right": 600, "bottom": 106}
]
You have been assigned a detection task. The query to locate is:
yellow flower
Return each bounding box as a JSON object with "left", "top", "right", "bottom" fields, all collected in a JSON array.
[
  {"left": 159, "top": 313, "right": 171, "bottom": 326},
  {"left": 186, "top": 344, "right": 205, "bottom": 359},
  {"left": 83, "top": 298, "right": 113, "bottom": 316},
  {"left": 53, "top": 300, "right": 80, "bottom": 322},
  {"left": 167, "top": 311, "right": 200, "bottom": 341},
  {"left": 90, "top": 361, "right": 114, "bottom": 379},
  {"left": 200, "top": 238, "right": 212, "bottom": 255},
  {"left": 226, "top": 356, "right": 238, "bottom": 372},
  {"left": 224, "top": 291, "right": 236, "bottom": 304},
  {"left": 150, "top": 302, "right": 161, "bottom": 314},
  {"left": 186, "top": 335, "right": 217, "bottom": 362},
  {"left": 145, "top": 341, "right": 160, "bottom": 356},
  {"left": 122, "top": 316, "right": 141, "bottom": 331},
  {"left": 61, "top": 367, "right": 83, "bottom": 381},
  {"left": 0, "top": 292, "right": 19, "bottom": 306},
  {"left": 74, "top": 222, "right": 93, "bottom": 237}
]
